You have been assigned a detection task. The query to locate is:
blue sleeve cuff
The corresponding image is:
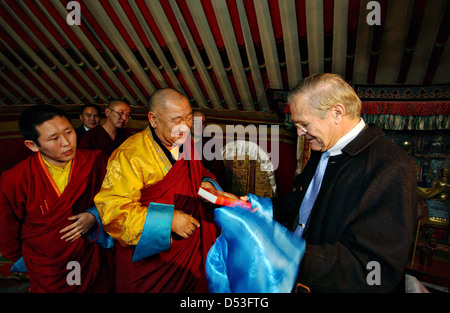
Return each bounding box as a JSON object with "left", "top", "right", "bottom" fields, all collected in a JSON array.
[
  {"left": 10, "top": 256, "right": 26, "bottom": 273},
  {"left": 201, "top": 177, "right": 223, "bottom": 191},
  {"left": 132, "top": 202, "right": 174, "bottom": 263},
  {"left": 86, "top": 206, "right": 115, "bottom": 249}
]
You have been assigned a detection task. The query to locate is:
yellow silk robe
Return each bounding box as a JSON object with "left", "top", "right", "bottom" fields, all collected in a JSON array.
[{"left": 94, "top": 126, "right": 177, "bottom": 246}]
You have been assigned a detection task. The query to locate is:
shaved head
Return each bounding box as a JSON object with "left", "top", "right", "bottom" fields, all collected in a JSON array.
[
  {"left": 147, "top": 88, "right": 193, "bottom": 149},
  {"left": 148, "top": 88, "right": 186, "bottom": 113},
  {"left": 192, "top": 110, "right": 205, "bottom": 119},
  {"left": 108, "top": 99, "right": 129, "bottom": 110}
]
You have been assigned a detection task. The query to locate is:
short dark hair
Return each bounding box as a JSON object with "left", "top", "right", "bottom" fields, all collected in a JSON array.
[
  {"left": 18, "top": 104, "right": 70, "bottom": 146},
  {"left": 80, "top": 103, "right": 101, "bottom": 115},
  {"left": 108, "top": 99, "right": 130, "bottom": 109}
]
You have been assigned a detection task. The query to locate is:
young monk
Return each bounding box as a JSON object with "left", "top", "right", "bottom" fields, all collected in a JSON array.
[{"left": 0, "top": 104, "right": 113, "bottom": 293}]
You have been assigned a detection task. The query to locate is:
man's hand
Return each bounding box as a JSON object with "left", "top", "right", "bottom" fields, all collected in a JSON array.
[
  {"left": 60, "top": 212, "right": 96, "bottom": 242},
  {"left": 171, "top": 210, "right": 200, "bottom": 239}
]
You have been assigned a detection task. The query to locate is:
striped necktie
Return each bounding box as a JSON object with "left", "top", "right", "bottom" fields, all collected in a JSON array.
[{"left": 294, "top": 151, "right": 330, "bottom": 237}]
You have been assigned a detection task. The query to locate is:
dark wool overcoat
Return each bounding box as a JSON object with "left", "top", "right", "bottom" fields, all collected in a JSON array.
[{"left": 272, "top": 124, "right": 417, "bottom": 292}]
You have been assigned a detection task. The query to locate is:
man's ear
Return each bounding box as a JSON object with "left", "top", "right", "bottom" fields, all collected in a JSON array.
[
  {"left": 331, "top": 103, "right": 346, "bottom": 124},
  {"left": 148, "top": 111, "right": 157, "bottom": 128},
  {"left": 24, "top": 140, "right": 40, "bottom": 153},
  {"left": 104, "top": 108, "right": 109, "bottom": 116}
]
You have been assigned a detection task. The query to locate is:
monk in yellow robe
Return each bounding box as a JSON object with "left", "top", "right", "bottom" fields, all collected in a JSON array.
[{"left": 94, "top": 88, "right": 220, "bottom": 292}]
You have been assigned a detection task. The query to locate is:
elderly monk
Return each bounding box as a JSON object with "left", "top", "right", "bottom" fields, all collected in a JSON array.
[
  {"left": 94, "top": 88, "right": 220, "bottom": 292},
  {"left": 0, "top": 104, "right": 112, "bottom": 293}
]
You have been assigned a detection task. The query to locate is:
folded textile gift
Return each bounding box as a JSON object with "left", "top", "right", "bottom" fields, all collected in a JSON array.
[{"left": 205, "top": 194, "right": 305, "bottom": 293}]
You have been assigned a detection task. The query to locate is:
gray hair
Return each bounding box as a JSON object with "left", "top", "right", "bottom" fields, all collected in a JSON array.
[{"left": 288, "top": 73, "right": 361, "bottom": 119}]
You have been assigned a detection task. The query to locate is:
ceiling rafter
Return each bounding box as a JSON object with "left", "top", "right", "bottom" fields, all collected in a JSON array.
[{"left": 0, "top": 0, "right": 447, "bottom": 109}]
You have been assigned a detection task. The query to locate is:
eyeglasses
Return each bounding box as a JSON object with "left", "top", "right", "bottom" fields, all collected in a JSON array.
[
  {"left": 110, "top": 109, "right": 131, "bottom": 119},
  {"left": 295, "top": 121, "right": 310, "bottom": 134},
  {"left": 297, "top": 124, "right": 308, "bottom": 133}
]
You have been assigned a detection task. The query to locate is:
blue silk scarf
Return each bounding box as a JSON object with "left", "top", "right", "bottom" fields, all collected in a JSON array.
[{"left": 205, "top": 194, "right": 305, "bottom": 293}]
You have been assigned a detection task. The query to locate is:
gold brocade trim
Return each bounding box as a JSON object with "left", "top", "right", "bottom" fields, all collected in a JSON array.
[{"left": 427, "top": 216, "right": 449, "bottom": 225}]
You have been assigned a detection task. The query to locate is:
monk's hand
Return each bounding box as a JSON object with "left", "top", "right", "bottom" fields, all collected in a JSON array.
[
  {"left": 200, "top": 181, "right": 214, "bottom": 190},
  {"left": 60, "top": 212, "right": 96, "bottom": 242},
  {"left": 171, "top": 209, "right": 200, "bottom": 239},
  {"left": 200, "top": 181, "right": 239, "bottom": 200}
]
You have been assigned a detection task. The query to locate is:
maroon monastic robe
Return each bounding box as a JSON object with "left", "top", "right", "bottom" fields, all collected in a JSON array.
[
  {"left": 78, "top": 125, "right": 131, "bottom": 156},
  {"left": 0, "top": 149, "right": 112, "bottom": 293},
  {"left": 114, "top": 140, "right": 218, "bottom": 293}
]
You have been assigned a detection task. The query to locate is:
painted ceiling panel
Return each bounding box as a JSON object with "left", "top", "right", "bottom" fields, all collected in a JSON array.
[{"left": 0, "top": 0, "right": 448, "bottom": 110}]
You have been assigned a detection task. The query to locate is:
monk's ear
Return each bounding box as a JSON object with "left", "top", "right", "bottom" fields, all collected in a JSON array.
[
  {"left": 148, "top": 111, "right": 157, "bottom": 128},
  {"left": 24, "top": 140, "right": 40, "bottom": 153}
]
